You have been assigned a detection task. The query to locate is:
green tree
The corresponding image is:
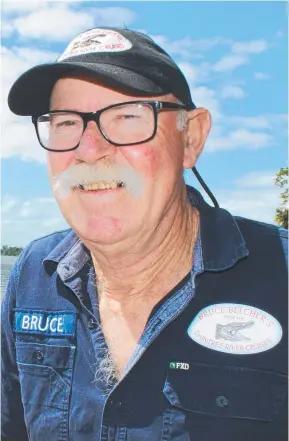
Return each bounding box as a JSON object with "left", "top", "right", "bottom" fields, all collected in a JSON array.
[
  {"left": 1, "top": 245, "right": 24, "bottom": 256},
  {"left": 275, "top": 167, "right": 288, "bottom": 229}
]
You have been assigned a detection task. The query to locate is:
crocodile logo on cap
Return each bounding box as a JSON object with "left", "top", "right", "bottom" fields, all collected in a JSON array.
[{"left": 58, "top": 28, "right": 133, "bottom": 61}]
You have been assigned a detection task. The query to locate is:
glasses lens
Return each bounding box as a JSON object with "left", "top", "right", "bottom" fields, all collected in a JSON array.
[
  {"left": 37, "top": 112, "right": 83, "bottom": 150},
  {"left": 100, "top": 103, "right": 155, "bottom": 144}
]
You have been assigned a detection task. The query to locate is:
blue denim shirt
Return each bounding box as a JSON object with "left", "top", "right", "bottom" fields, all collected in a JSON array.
[{"left": 2, "top": 186, "right": 288, "bottom": 441}]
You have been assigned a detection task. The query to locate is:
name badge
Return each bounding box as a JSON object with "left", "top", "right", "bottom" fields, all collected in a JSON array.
[
  {"left": 187, "top": 303, "right": 283, "bottom": 355},
  {"left": 14, "top": 309, "right": 76, "bottom": 337}
]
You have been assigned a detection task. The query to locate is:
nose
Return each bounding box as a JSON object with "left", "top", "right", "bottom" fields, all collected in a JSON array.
[{"left": 73, "top": 120, "right": 117, "bottom": 163}]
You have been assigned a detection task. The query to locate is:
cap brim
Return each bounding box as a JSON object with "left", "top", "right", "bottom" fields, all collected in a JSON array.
[{"left": 8, "top": 62, "right": 166, "bottom": 116}]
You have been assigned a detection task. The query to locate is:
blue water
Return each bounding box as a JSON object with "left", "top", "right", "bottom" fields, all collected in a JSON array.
[{"left": 1, "top": 256, "right": 18, "bottom": 298}]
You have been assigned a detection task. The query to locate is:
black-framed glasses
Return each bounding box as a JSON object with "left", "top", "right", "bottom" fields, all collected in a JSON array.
[{"left": 31, "top": 100, "right": 187, "bottom": 152}]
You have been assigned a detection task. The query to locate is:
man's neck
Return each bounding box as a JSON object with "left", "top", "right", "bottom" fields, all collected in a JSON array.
[{"left": 89, "top": 188, "right": 199, "bottom": 309}]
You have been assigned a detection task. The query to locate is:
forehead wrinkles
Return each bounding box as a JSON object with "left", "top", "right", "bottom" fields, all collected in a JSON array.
[{"left": 50, "top": 78, "right": 105, "bottom": 110}]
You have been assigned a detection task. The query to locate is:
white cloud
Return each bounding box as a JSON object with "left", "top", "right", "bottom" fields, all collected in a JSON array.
[
  {"left": 227, "top": 114, "right": 287, "bottom": 132},
  {"left": 213, "top": 54, "right": 248, "bottom": 72},
  {"left": 1, "top": 196, "right": 17, "bottom": 214},
  {"left": 206, "top": 128, "right": 273, "bottom": 152},
  {"left": 177, "top": 62, "right": 199, "bottom": 83},
  {"left": 1, "top": 195, "right": 68, "bottom": 247},
  {"left": 2, "top": 0, "right": 48, "bottom": 13},
  {"left": 42, "top": 218, "right": 65, "bottom": 228},
  {"left": 185, "top": 171, "right": 280, "bottom": 224},
  {"left": 269, "top": 114, "right": 288, "bottom": 133},
  {"left": 1, "top": 119, "right": 47, "bottom": 162},
  {"left": 187, "top": 37, "right": 231, "bottom": 51},
  {"left": 204, "top": 113, "right": 287, "bottom": 152},
  {"left": 4, "top": 4, "right": 136, "bottom": 41},
  {"left": 217, "top": 187, "right": 279, "bottom": 224},
  {"left": 149, "top": 34, "right": 231, "bottom": 59},
  {"left": 89, "top": 7, "right": 136, "bottom": 27},
  {"left": 204, "top": 171, "right": 280, "bottom": 223},
  {"left": 1, "top": 45, "right": 59, "bottom": 162},
  {"left": 232, "top": 39, "right": 269, "bottom": 54},
  {"left": 2, "top": 20, "right": 15, "bottom": 37},
  {"left": 221, "top": 85, "right": 246, "bottom": 99},
  {"left": 254, "top": 72, "right": 271, "bottom": 80},
  {"left": 1, "top": 46, "right": 58, "bottom": 86},
  {"left": 213, "top": 39, "right": 269, "bottom": 73},
  {"left": 235, "top": 171, "right": 277, "bottom": 189},
  {"left": 175, "top": 61, "right": 221, "bottom": 119},
  {"left": 193, "top": 86, "right": 221, "bottom": 120},
  {"left": 227, "top": 115, "right": 271, "bottom": 129},
  {"left": 215, "top": 170, "right": 281, "bottom": 223},
  {"left": 178, "top": 60, "right": 212, "bottom": 85},
  {"left": 2, "top": 44, "right": 59, "bottom": 111},
  {"left": 14, "top": 5, "right": 94, "bottom": 41},
  {"left": 19, "top": 201, "right": 33, "bottom": 218}
]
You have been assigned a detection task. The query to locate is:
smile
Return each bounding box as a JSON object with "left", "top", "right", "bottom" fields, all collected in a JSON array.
[{"left": 74, "top": 180, "right": 125, "bottom": 191}]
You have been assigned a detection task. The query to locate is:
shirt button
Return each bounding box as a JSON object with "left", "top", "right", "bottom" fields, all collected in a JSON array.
[
  {"left": 216, "top": 395, "right": 229, "bottom": 408},
  {"left": 114, "top": 400, "right": 122, "bottom": 408},
  {"left": 87, "top": 318, "right": 97, "bottom": 330},
  {"left": 108, "top": 398, "right": 122, "bottom": 408},
  {"left": 34, "top": 350, "right": 44, "bottom": 363}
]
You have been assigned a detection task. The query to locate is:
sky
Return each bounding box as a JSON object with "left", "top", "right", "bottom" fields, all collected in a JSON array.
[{"left": 1, "top": 0, "right": 288, "bottom": 247}]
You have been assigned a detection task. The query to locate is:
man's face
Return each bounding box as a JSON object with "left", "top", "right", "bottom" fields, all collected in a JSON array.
[{"left": 48, "top": 77, "right": 187, "bottom": 245}]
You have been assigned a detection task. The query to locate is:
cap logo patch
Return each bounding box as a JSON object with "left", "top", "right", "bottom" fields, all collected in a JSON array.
[
  {"left": 58, "top": 28, "right": 132, "bottom": 61},
  {"left": 187, "top": 303, "right": 283, "bottom": 355}
]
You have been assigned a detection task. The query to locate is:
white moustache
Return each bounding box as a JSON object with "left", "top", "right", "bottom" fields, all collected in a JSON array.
[{"left": 52, "top": 163, "right": 143, "bottom": 199}]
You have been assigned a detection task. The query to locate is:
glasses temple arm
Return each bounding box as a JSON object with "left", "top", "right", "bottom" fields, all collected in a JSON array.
[{"left": 191, "top": 167, "right": 219, "bottom": 208}]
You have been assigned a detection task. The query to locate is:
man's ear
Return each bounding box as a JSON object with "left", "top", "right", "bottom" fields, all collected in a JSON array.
[{"left": 182, "top": 107, "right": 211, "bottom": 169}]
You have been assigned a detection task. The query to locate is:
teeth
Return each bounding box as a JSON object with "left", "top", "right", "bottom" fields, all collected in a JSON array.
[{"left": 81, "top": 180, "right": 123, "bottom": 191}]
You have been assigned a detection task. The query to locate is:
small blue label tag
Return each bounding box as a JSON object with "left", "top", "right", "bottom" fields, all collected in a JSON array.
[{"left": 14, "top": 309, "right": 76, "bottom": 337}]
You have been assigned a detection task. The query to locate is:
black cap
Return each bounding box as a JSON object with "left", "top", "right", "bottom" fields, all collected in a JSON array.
[{"left": 8, "top": 26, "right": 196, "bottom": 116}]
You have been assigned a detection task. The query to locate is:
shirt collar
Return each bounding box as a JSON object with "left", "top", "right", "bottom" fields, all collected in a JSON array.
[
  {"left": 43, "top": 185, "right": 248, "bottom": 280},
  {"left": 187, "top": 185, "right": 248, "bottom": 270},
  {"left": 43, "top": 230, "right": 90, "bottom": 280}
]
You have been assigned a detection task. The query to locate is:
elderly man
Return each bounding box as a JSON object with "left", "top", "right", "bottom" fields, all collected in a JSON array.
[{"left": 2, "top": 27, "right": 288, "bottom": 441}]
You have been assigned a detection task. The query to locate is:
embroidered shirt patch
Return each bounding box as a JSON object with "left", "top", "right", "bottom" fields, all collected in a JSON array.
[
  {"left": 187, "top": 303, "right": 283, "bottom": 355},
  {"left": 14, "top": 309, "right": 76, "bottom": 337}
]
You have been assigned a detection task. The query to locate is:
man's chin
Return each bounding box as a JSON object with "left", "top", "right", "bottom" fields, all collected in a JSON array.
[{"left": 68, "top": 215, "right": 125, "bottom": 245}]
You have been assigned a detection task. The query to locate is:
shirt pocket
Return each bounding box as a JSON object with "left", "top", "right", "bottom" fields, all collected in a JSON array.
[
  {"left": 162, "top": 362, "right": 288, "bottom": 440},
  {"left": 163, "top": 362, "right": 287, "bottom": 420},
  {"left": 16, "top": 341, "right": 75, "bottom": 411}
]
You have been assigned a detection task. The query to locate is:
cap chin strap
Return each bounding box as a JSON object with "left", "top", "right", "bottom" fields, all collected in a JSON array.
[{"left": 192, "top": 167, "right": 219, "bottom": 208}]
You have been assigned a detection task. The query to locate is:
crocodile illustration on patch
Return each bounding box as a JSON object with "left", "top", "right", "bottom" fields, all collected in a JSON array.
[{"left": 215, "top": 320, "right": 255, "bottom": 342}]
